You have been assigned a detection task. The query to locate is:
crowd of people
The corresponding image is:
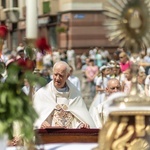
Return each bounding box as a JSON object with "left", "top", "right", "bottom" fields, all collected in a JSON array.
[{"left": 0, "top": 44, "right": 150, "bottom": 145}]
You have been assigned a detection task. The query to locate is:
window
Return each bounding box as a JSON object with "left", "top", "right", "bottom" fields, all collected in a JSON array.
[
  {"left": 13, "top": 0, "right": 18, "bottom": 7},
  {"left": 43, "top": 1, "right": 50, "bottom": 14},
  {"left": 49, "top": 27, "right": 57, "bottom": 49},
  {"left": 1, "top": 0, "right": 6, "bottom": 8}
]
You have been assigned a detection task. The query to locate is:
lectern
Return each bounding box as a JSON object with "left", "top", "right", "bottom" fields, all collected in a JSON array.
[{"left": 35, "top": 128, "right": 99, "bottom": 144}]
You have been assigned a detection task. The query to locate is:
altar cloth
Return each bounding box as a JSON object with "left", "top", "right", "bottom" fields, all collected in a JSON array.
[{"left": 7, "top": 143, "right": 98, "bottom": 150}]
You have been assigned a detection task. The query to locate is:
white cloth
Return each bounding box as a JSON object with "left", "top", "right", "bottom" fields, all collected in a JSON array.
[
  {"left": 89, "top": 92, "right": 126, "bottom": 128},
  {"left": 89, "top": 93, "right": 106, "bottom": 128},
  {"left": 33, "top": 80, "right": 96, "bottom": 128},
  {"left": 96, "top": 92, "right": 126, "bottom": 128},
  {"left": 7, "top": 143, "right": 98, "bottom": 150},
  {"left": 145, "top": 75, "right": 150, "bottom": 96}
]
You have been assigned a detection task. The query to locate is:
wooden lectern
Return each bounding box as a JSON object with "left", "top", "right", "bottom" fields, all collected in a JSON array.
[{"left": 35, "top": 128, "right": 99, "bottom": 144}]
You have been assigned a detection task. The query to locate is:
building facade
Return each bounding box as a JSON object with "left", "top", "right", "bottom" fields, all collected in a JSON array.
[{"left": 0, "top": 0, "right": 117, "bottom": 54}]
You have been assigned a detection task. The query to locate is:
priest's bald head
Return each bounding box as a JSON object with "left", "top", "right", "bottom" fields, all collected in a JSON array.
[
  {"left": 106, "top": 78, "right": 121, "bottom": 95},
  {"left": 53, "top": 61, "right": 71, "bottom": 89}
]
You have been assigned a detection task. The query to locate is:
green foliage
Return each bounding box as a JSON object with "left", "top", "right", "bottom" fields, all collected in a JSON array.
[
  {"left": 0, "top": 63, "right": 46, "bottom": 140},
  {"left": 24, "top": 46, "right": 36, "bottom": 60},
  {"left": 0, "top": 62, "right": 5, "bottom": 74},
  {"left": 56, "top": 26, "right": 67, "bottom": 33}
]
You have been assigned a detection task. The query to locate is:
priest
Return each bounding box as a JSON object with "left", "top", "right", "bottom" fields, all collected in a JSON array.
[{"left": 33, "top": 61, "right": 95, "bottom": 129}]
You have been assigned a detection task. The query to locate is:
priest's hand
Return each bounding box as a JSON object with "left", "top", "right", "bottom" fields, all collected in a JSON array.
[
  {"left": 78, "top": 123, "right": 90, "bottom": 129},
  {"left": 40, "top": 121, "right": 51, "bottom": 129}
]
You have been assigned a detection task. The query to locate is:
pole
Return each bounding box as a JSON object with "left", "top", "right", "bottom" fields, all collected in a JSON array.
[{"left": 26, "top": 0, "right": 38, "bottom": 39}]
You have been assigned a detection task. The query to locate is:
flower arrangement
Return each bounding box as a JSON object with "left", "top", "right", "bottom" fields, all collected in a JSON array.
[
  {"left": 0, "top": 25, "right": 8, "bottom": 55},
  {"left": 24, "top": 37, "right": 51, "bottom": 61},
  {"left": 0, "top": 26, "right": 50, "bottom": 145},
  {"left": 35, "top": 37, "right": 51, "bottom": 54},
  {"left": 0, "top": 25, "right": 8, "bottom": 39}
]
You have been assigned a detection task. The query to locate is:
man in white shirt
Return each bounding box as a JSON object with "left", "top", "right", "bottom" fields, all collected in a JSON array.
[
  {"left": 33, "top": 61, "right": 95, "bottom": 129},
  {"left": 67, "top": 49, "right": 76, "bottom": 70}
]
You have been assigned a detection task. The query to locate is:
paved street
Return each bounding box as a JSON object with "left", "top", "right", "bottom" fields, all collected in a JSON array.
[{"left": 74, "top": 69, "right": 93, "bottom": 109}]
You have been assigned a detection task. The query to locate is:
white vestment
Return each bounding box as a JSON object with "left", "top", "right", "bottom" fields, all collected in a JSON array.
[
  {"left": 90, "top": 92, "right": 126, "bottom": 128},
  {"left": 89, "top": 93, "right": 106, "bottom": 128},
  {"left": 33, "top": 80, "right": 96, "bottom": 128}
]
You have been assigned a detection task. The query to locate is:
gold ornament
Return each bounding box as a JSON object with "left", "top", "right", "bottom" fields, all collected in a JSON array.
[
  {"left": 103, "top": 0, "right": 150, "bottom": 51},
  {"left": 114, "top": 117, "right": 129, "bottom": 139},
  {"left": 112, "top": 125, "right": 134, "bottom": 150},
  {"left": 96, "top": 1, "right": 150, "bottom": 149},
  {"left": 135, "top": 116, "right": 145, "bottom": 137},
  {"left": 98, "top": 117, "right": 119, "bottom": 150},
  {"left": 127, "top": 138, "right": 150, "bottom": 150},
  {"left": 98, "top": 114, "right": 150, "bottom": 150}
]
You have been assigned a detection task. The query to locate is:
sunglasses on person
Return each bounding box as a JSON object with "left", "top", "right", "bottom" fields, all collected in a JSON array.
[{"left": 110, "top": 86, "right": 120, "bottom": 90}]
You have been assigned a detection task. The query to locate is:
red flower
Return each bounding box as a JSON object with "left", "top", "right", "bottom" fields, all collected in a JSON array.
[
  {"left": 35, "top": 37, "right": 51, "bottom": 53},
  {"left": 0, "top": 25, "right": 8, "bottom": 39}
]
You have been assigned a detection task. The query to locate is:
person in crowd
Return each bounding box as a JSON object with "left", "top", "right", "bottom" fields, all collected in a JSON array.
[
  {"left": 32, "top": 68, "right": 43, "bottom": 94},
  {"left": 89, "top": 47, "right": 97, "bottom": 65},
  {"left": 43, "top": 51, "right": 52, "bottom": 69},
  {"left": 96, "top": 49, "right": 103, "bottom": 68},
  {"left": 89, "top": 65, "right": 110, "bottom": 118},
  {"left": 68, "top": 65, "right": 81, "bottom": 91},
  {"left": 33, "top": 61, "right": 96, "bottom": 129},
  {"left": 52, "top": 49, "right": 61, "bottom": 65},
  {"left": 101, "top": 49, "right": 111, "bottom": 63},
  {"left": 40, "top": 68, "right": 52, "bottom": 84},
  {"left": 81, "top": 58, "right": 90, "bottom": 92},
  {"left": 109, "top": 62, "right": 125, "bottom": 90},
  {"left": 85, "top": 59, "right": 99, "bottom": 99},
  {"left": 113, "top": 47, "right": 124, "bottom": 61},
  {"left": 16, "top": 48, "right": 35, "bottom": 72},
  {"left": 89, "top": 78, "right": 122, "bottom": 128},
  {"left": 122, "top": 69, "right": 133, "bottom": 94},
  {"left": 76, "top": 55, "right": 82, "bottom": 70},
  {"left": 95, "top": 65, "right": 110, "bottom": 95},
  {"left": 67, "top": 48, "right": 76, "bottom": 70},
  {"left": 22, "top": 78, "right": 30, "bottom": 96},
  {"left": 119, "top": 51, "right": 132, "bottom": 72},
  {"left": 145, "top": 74, "right": 150, "bottom": 97},
  {"left": 16, "top": 43, "right": 24, "bottom": 53},
  {"left": 143, "top": 50, "right": 150, "bottom": 75},
  {"left": 80, "top": 52, "right": 87, "bottom": 66},
  {"left": 137, "top": 66, "right": 146, "bottom": 96},
  {"left": 60, "top": 50, "right": 67, "bottom": 63}
]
